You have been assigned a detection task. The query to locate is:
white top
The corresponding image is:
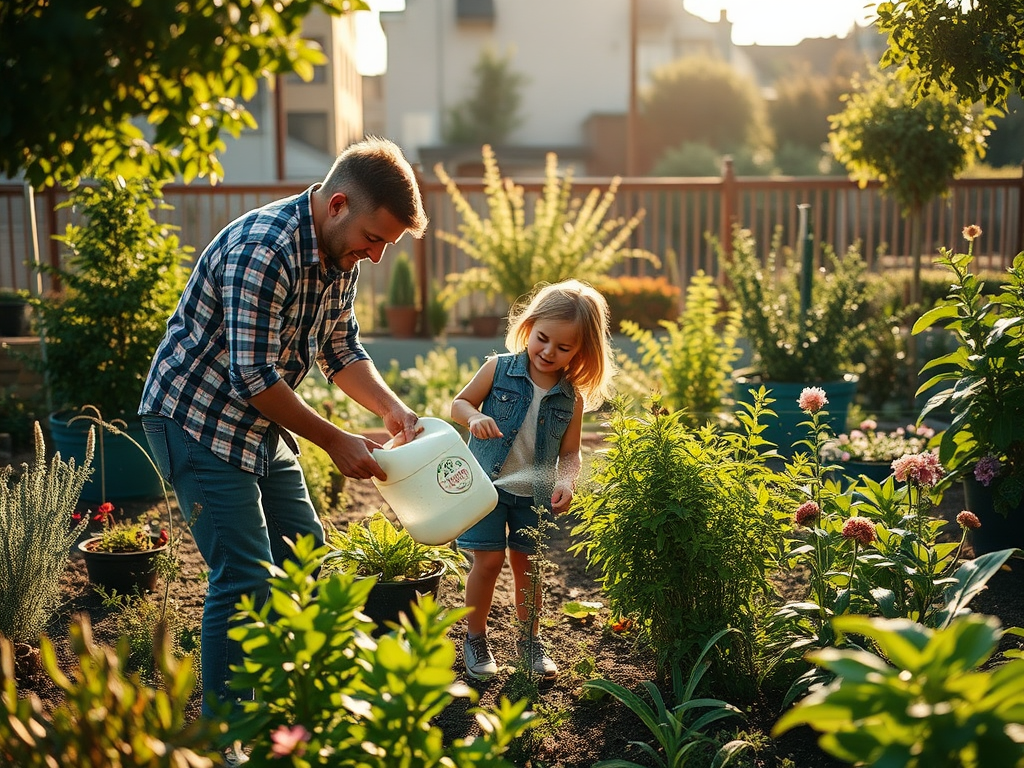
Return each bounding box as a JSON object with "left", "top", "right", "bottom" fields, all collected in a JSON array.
[{"left": 495, "top": 379, "right": 549, "bottom": 497}]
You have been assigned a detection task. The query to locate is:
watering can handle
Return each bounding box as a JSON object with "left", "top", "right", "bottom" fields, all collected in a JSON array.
[{"left": 370, "top": 417, "right": 446, "bottom": 475}]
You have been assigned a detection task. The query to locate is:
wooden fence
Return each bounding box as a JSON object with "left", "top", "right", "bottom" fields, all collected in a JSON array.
[{"left": 3, "top": 163, "right": 1023, "bottom": 330}]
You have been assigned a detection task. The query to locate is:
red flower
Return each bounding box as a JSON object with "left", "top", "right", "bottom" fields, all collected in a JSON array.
[
  {"left": 92, "top": 501, "right": 116, "bottom": 523},
  {"left": 157, "top": 529, "right": 169, "bottom": 546},
  {"left": 794, "top": 501, "right": 820, "bottom": 527},
  {"left": 956, "top": 511, "right": 981, "bottom": 530},
  {"left": 841, "top": 517, "right": 876, "bottom": 545}
]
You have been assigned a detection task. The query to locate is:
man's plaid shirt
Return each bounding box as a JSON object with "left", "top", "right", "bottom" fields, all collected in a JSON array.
[{"left": 139, "top": 186, "right": 370, "bottom": 475}]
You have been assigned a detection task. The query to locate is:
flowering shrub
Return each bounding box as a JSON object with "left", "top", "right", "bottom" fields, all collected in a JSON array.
[
  {"left": 914, "top": 225, "right": 1024, "bottom": 513},
  {"left": 820, "top": 420, "right": 936, "bottom": 463},
  {"left": 83, "top": 503, "right": 168, "bottom": 553}
]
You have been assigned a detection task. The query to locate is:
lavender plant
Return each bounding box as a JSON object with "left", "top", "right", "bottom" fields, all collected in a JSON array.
[{"left": 0, "top": 422, "right": 93, "bottom": 642}]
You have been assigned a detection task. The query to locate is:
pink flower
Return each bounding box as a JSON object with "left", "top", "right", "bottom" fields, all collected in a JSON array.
[
  {"left": 794, "top": 500, "right": 820, "bottom": 527},
  {"left": 956, "top": 511, "right": 981, "bottom": 530},
  {"left": 859, "top": 419, "right": 877, "bottom": 431},
  {"left": 841, "top": 517, "right": 876, "bottom": 545},
  {"left": 891, "top": 452, "right": 944, "bottom": 487},
  {"left": 973, "top": 456, "right": 1002, "bottom": 487},
  {"left": 270, "top": 724, "right": 310, "bottom": 758},
  {"left": 798, "top": 387, "right": 828, "bottom": 413},
  {"left": 962, "top": 224, "right": 982, "bottom": 242}
]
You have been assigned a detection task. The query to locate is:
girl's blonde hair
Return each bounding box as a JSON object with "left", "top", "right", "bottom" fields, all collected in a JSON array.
[{"left": 504, "top": 279, "right": 616, "bottom": 411}]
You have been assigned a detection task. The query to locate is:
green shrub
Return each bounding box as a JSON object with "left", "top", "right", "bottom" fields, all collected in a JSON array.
[
  {"left": 0, "top": 422, "right": 92, "bottom": 643},
  {"left": 596, "top": 275, "right": 681, "bottom": 331},
  {"left": 386, "top": 251, "right": 417, "bottom": 308},
  {"left": 31, "top": 176, "right": 189, "bottom": 417},
  {"left": 226, "top": 534, "right": 533, "bottom": 766},
  {"left": 0, "top": 617, "right": 222, "bottom": 766},
  {"left": 616, "top": 271, "right": 742, "bottom": 424},
  {"left": 570, "top": 395, "right": 790, "bottom": 693},
  {"left": 382, "top": 345, "right": 480, "bottom": 423},
  {"left": 775, "top": 614, "right": 1024, "bottom": 767}
]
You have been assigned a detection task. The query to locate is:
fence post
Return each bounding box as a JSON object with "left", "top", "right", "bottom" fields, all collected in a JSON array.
[
  {"left": 1018, "top": 162, "right": 1024, "bottom": 256},
  {"left": 719, "top": 156, "right": 736, "bottom": 262}
]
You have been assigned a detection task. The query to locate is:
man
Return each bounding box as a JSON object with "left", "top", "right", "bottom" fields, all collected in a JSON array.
[{"left": 139, "top": 136, "right": 429, "bottom": 723}]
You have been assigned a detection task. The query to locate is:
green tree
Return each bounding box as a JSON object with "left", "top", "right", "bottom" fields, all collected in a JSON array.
[
  {"left": 768, "top": 68, "right": 852, "bottom": 171},
  {"left": 829, "top": 72, "right": 993, "bottom": 303},
  {"left": 640, "top": 55, "right": 771, "bottom": 173},
  {"left": 444, "top": 45, "right": 527, "bottom": 146},
  {"left": 0, "top": 0, "right": 367, "bottom": 188},
  {"left": 876, "top": 0, "right": 1024, "bottom": 110}
]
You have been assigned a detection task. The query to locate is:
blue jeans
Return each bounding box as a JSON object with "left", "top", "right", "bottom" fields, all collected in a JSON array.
[{"left": 141, "top": 415, "right": 324, "bottom": 718}]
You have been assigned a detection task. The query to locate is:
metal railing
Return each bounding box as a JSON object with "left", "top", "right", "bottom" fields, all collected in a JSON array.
[{"left": 3, "top": 164, "right": 1022, "bottom": 329}]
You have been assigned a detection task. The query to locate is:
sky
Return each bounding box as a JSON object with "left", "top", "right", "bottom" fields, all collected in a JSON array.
[{"left": 354, "top": 0, "right": 880, "bottom": 76}]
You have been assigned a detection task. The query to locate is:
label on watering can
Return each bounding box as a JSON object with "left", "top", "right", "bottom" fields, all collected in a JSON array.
[{"left": 436, "top": 456, "right": 473, "bottom": 494}]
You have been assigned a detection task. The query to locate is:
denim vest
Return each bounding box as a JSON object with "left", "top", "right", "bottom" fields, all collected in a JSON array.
[{"left": 469, "top": 351, "right": 577, "bottom": 505}]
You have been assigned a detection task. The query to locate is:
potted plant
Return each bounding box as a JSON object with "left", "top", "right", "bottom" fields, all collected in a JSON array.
[
  {"left": 321, "top": 510, "right": 468, "bottom": 634},
  {"left": 77, "top": 502, "right": 170, "bottom": 595},
  {"left": 820, "top": 418, "right": 937, "bottom": 485},
  {"left": 914, "top": 225, "right": 1024, "bottom": 554},
  {"left": 720, "top": 225, "right": 878, "bottom": 454},
  {"left": 30, "top": 175, "right": 189, "bottom": 502},
  {"left": 0, "top": 289, "right": 31, "bottom": 337},
  {"left": 433, "top": 144, "right": 655, "bottom": 330},
  {"left": 385, "top": 250, "right": 419, "bottom": 338}
]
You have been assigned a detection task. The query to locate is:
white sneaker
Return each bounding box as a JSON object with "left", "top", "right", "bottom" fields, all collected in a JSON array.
[
  {"left": 463, "top": 633, "right": 498, "bottom": 680},
  {"left": 517, "top": 635, "right": 557, "bottom": 681}
]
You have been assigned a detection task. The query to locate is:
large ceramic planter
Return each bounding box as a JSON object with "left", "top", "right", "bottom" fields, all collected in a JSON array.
[
  {"left": 78, "top": 535, "right": 168, "bottom": 594},
  {"left": 734, "top": 376, "right": 858, "bottom": 457},
  {"left": 361, "top": 564, "right": 444, "bottom": 636},
  {"left": 49, "top": 412, "right": 163, "bottom": 503},
  {"left": 962, "top": 476, "right": 1024, "bottom": 556}
]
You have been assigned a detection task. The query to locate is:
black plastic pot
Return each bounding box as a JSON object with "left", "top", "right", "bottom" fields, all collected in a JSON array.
[{"left": 361, "top": 564, "right": 444, "bottom": 636}]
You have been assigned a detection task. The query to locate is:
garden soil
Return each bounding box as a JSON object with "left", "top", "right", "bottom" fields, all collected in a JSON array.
[{"left": 14, "top": 435, "right": 1024, "bottom": 767}]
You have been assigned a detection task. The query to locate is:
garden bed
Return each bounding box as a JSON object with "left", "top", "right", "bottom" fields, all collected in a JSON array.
[{"left": 14, "top": 436, "right": 1024, "bottom": 767}]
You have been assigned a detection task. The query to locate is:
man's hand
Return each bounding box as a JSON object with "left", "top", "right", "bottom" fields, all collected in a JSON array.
[
  {"left": 382, "top": 405, "right": 421, "bottom": 447},
  {"left": 327, "top": 429, "right": 388, "bottom": 481}
]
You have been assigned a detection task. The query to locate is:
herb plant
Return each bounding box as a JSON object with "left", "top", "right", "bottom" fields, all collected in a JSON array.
[
  {"left": 0, "top": 421, "right": 93, "bottom": 643},
  {"left": 321, "top": 510, "right": 468, "bottom": 582}
]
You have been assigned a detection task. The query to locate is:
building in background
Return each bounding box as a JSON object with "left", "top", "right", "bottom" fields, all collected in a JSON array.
[{"left": 218, "top": 7, "right": 364, "bottom": 182}]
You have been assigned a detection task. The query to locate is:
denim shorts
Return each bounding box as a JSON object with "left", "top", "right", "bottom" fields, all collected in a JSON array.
[{"left": 456, "top": 487, "right": 548, "bottom": 554}]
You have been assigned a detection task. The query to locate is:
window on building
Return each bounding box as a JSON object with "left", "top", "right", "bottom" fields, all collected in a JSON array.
[{"left": 288, "top": 112, "right": 330, "bottom": 154}]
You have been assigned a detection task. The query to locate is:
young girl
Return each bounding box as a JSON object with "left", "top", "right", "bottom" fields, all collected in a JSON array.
[{"left": 450, "top": 279, "right": 615, "bottom": 681}]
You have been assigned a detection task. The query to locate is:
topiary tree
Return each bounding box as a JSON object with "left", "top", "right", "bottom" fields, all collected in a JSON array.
[
  {"left": 0, "top": 0, "right": 368, "bottom": 188},
  {"left": 444, "top": 45, "right": 527, "bottom": 146},
  {"left": 828, "top": 71, "right": 993, "bottom": 304}
]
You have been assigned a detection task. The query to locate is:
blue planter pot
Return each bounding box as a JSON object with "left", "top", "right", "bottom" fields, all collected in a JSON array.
[
  {"left": 49, "top": 412, "right": 163, "bottom": 503},
  {"left": 734, "top": 377, "right": 858, "bottom": 457}
]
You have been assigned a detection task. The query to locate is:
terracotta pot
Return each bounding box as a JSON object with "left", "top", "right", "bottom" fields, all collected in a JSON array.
[
  {"left": 78, "top": 535, "right": 168, "bottom": 594},
  {"left": 386, "top": 306, "right": 419, "bottom": 338},
  {"left": 361, "top": 563, "right": 444, "bottom": 636},
  {"left": 469, "top": 314, "right": 504, "bottom": 338}
]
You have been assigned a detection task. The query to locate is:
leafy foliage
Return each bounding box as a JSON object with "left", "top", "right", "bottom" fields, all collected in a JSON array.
[
  {"left": 569, "top": 396, "right": 789, "bottom": 690},
  {"left": 774, "top": 614, "right": 1024, "bottom": 767},
  {"left": 640, "top": 55, "right": 771, "bottom": 173},
  {"left": 30, "top": 176, "right": 189, "bottom": 417},
  {"left": 719, "top": 227, "right": 877, "bottom": 382},
  {"left": 321, "top": 510, "right": 468, "bottom": 582},
  {"left": 0, "top": 422, "right": 92, "bottom": 643},
  {"left": 616, "top": 271, "right": 742, "bottom": 425},
  {"left": 584, "top": 628, "right": 752, "bottom": 768},
  {"left": 227, "top": 534, "right": 532, "bottom": 766},
  {"left": 382, "top": 346, "right": 481, "bottom": 425},
  {"left": 829, "top": 72, "right": 993, "bottom": 214},
  {"left": 434, "top": 144, "right": 654, "bottom": 309},
  {"left": 875, "top": 0, "right": 1024, "bottom": 111},
  {"left": 0, "top": 617, "right": 222, "bottom": 766},
  {"left": 444, "top": 45, "right": 527, "bottom": 146},
  {"left": 913, "top": 233, "right": 1024, "bottom": 512},
  {"left": 0, "top": 0, "right": 368, "bottom": 187}
]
